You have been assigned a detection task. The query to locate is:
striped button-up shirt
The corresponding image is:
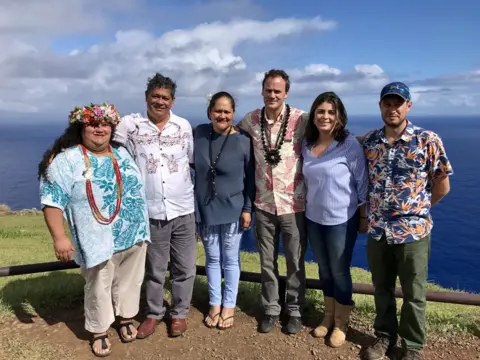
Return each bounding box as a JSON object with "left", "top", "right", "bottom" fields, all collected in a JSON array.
[{"left": 302, "top": 134, "right": 368, "bottom": 225}]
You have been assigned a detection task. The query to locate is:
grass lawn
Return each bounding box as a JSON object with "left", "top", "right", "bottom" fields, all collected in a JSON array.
[{"left": 0, "top": 213, "right": 479, "bottom": 337}]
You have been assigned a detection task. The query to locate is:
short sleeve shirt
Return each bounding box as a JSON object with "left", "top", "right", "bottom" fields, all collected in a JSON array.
[
  {"left": 363, "top": 121, "right": 454, "bottom": 244},
  {"left": 39, "top": 146, "right": 150, "bottom": 268}
]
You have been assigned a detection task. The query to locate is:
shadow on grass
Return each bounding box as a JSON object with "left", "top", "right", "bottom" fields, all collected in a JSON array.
[
  {"left": 0, "top": 271, "right": 89, "bottom": 340},
  {"left": 0, "top": 270, "right": 377, "bottom": 348},
  {"left": 468, "top": 323, "right": 480, "bottom": 338}
]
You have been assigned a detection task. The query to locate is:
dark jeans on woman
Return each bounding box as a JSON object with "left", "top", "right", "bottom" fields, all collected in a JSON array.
[{"left": 306, "top": 213, "right": 359, "bottom": 305}]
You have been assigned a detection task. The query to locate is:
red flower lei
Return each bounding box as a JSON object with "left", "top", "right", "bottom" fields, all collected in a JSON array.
[{"left": 80, "top": 145, "right": 123, "bottom": 225}]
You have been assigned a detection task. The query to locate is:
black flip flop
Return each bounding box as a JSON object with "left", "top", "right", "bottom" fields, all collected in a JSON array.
[
  {"left": 118, "top": 321, "right": 136, "bottom": 343},
  {"left": 91, "top": 334, "right": 112, "bottom": 357}
]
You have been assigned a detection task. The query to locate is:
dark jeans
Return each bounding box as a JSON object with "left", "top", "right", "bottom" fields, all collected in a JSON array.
[
  {"left": 367, "top": 233, "right": 431, "bottom": 351},
  {"left": 306, "top": 213, "right": 359, "bottom": 306}
]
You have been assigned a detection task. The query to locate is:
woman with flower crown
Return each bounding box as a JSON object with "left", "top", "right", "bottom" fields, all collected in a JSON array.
[{"left": 38, "top": 104, "right": 150, "bottom": 357}]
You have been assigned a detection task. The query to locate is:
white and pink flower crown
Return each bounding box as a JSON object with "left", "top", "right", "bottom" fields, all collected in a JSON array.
[{"left": 68, "top": 103, "right": 121, "bottom": 126}]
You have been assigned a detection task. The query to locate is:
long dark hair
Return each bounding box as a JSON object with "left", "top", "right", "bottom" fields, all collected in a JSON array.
[
  {"left": 304, "top": 91, "right": 349, "bottom": 146},
  {"left": 37, "top": 123, "right": 120, "bottom": 180}
]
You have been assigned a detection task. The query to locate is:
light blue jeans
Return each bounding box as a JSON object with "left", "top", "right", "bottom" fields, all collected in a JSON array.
[{"left": 198, "top": 221, "right": 243, "bottom": 308}]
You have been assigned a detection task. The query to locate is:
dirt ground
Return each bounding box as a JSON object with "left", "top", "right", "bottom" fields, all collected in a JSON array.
[{"left": 1, "top": 305, "right": 479, "bottom": 360}]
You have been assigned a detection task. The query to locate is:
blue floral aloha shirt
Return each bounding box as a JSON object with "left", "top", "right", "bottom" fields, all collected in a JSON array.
[{"left": 40, "top": 145, "right": 150, "bottom": 268}]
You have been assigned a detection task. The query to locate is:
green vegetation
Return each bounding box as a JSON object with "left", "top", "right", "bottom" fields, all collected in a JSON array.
[{"left": 0, "top": 211, "right": 479, "bottom": 336}]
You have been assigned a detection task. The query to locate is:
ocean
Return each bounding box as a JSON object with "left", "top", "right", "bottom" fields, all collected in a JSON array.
[{"left": 1, "top": 116, "right": 479, "bottom": 293}]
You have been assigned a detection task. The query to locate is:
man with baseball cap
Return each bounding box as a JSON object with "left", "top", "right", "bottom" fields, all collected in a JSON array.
[{"left": 361, "top": 82, "right": 453, "bottom": 360}]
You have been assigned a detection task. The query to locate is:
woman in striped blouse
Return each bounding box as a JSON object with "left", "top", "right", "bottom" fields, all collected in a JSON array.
[{"left": 302, "top": 92, "right": 368, "bottom": 348}]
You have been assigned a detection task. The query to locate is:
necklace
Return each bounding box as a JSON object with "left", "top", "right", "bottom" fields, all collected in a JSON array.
[
  {"left": 260, "top": 104, "right": 290, "bottom": 166},
  {"left": 80, "top": 145, "right": 123, "bottom": 225},
  {"left": 204, "top": 124, "right": 233, "bottom": 205}
]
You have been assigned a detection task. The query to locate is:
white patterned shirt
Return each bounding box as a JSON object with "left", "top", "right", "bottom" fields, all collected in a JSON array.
[{"left": 114, "top": 111, "right": 194, "bottom": 221}]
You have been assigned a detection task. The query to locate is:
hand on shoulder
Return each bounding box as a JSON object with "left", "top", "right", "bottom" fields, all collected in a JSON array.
[{"left": 355, "top": 130, "right": 376, "bottom": 144}]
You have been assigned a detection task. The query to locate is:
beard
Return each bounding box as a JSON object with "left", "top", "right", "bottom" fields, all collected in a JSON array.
[{"left": 382, "top": 115, "right": 406, "bottom": 129}]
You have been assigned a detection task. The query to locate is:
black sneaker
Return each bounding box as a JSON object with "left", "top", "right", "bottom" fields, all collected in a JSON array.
[
  {"left": 361, "top": 337, "right": 394, "bottom": 360},
  {"left": 258, "top": 314, "right": 279, "bottom": 333},
  {"left": 284, "top": 316, "right": 302, "bottom": 334},
  {"left": 400, "top": 349, "right": 422, "bottom": 360}
]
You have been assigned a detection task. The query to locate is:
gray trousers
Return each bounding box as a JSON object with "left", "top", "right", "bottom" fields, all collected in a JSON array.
[
  {"left": 254, "top": 209, "right": 307, "bottom": 317},
  {"left": 145, "top": 213, "right": 197, "bottom": 320}
]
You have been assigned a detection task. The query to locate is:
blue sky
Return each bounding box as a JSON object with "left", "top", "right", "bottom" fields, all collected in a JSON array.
[{"left": 0, "top": 0, "right": 479, "bottom": 122}]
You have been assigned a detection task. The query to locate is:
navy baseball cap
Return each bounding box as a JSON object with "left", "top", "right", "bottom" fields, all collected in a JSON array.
[{"left": 380, "top": 82, "right": 411, "bottom": 101}]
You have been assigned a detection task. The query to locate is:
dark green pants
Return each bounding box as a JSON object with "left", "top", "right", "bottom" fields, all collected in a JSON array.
[{"left": 367, "top": 233, "right": 431, "bottom": 351}]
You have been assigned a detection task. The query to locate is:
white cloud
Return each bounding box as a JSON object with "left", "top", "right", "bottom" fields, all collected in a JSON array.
[
  {"left": 0, "top": 11, "right": 337, "bottom": 120},
  {"left": 407, "top": 70, "right": 480, "bottom": 111},
  {"left": 448, "top": 95, "right": 477, "bottom": 107},
  {"left": 0, "top": 0, "right": 134, "bottom": 35},
  {"left": 0, "top": 0, "right": 478, "bottom": 122},
  {"left": 262, "top": 63, "right": 389, "bottom": 99}
]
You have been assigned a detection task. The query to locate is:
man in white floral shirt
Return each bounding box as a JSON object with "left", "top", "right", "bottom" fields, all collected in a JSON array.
[
  {"left": 237, "top": 69, "right": 309, "bottom": 334},
  {"left": 114, "top": 73, "right": 196, "bottom": 339}
]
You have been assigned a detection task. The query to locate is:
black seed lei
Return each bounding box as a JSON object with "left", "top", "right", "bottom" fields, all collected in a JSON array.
[
  {"left": 260, "top": 104, "right": 290, "bottom": 166},
  {"left": 204, "top": 124, "right": 233, "bottom": 206}
]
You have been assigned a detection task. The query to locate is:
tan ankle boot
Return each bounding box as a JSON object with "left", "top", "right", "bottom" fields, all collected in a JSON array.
[
  {"left": 329, "top": 301, "right": 354, "bottom": 348},
  {"left": 312, "top": 296, "right": 335, "bottom": 338}
]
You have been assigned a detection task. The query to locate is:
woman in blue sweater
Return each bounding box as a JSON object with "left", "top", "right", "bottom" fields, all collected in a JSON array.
[{"left": 194, "top": 91, "right": 255, "bottom": 330}]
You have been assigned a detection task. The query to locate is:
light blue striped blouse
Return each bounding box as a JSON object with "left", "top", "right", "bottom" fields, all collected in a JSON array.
[{"left": 302, "top": 134, "right": 368, "bottom": 226}]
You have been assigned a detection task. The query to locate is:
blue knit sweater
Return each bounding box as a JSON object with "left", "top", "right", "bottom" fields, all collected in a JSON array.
[{"left": 193, "top": 123, "right": 255, "bottom": 226}]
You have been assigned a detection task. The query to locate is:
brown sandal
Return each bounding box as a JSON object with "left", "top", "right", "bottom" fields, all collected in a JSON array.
[
  {"left": 118, "top": 321, "right": 136, "bottom": 343},
  {"left": 218, "top": 315, "right": 234, "bottom": 330},
  {"left": 204, "top": 312, "right": 220, "bottom": 329}
]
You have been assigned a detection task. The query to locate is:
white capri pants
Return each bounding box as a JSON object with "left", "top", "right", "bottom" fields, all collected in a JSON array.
[{"left": 81, "top": 241, "right": 147, "bottom": 333}]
